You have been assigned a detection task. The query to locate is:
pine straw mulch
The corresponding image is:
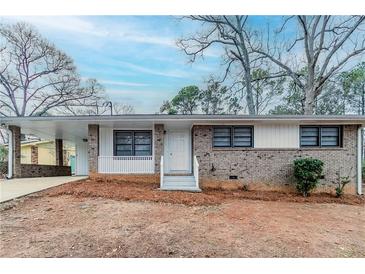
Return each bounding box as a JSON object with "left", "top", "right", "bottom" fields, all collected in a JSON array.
[{"left": 44, "top": 178, "right": 365, "bottom": 206}]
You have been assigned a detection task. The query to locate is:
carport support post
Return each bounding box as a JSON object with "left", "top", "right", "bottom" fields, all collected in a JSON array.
[
  {"left": 154, "top": 124, "right": 164, "bottom": 173},
  {"left": 55, "top": 139, "right": 63, "bottom": 166},
  {"left": 88, "top": 124, "right": 99, "bottom": 175},
  {"left": 8, "top": 125, "right": 21, "bottom": 178}
]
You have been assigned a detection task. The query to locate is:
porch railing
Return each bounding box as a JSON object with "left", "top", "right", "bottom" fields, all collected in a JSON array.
[
  {"left": 193, "top": 155, "right": 199, "bottom": 189},
  {"left": 160, "top": 156, "right": 164, "bottom": 188},
  {"left": 98, "top": 156, "right": 154, "bottom": 174}
]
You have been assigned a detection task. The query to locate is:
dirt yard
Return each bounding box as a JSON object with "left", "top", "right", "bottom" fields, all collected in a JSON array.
[{"left": 0, "top": 179, "right": 364, "bottom": 257}]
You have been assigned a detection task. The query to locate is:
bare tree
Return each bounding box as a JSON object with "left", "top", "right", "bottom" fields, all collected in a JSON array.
[
  {"left": 113, "top": 103, "right": 135, "bottom": 115},
  {"left": 0, "top": 22, "right": 99, "bottom": 117},
  {"left": 178, "top": 16, "right": 260, "bottom": 114},
  {"left": 254, "top": 16, "right": 365, "bottom": 114},
  {"left": 62, "top": 78, "right": 106, "bottom": 115},
  {"left": 63, "top": 78, "right": 135, "bottom": 115}
]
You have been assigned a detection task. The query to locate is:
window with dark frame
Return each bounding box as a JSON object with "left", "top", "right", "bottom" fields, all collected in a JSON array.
[
  {"left": 213, "top": 126, "right": 253, "bottom": 148},
  {"left": 114, "top": 130, "right": 152, "bottom": 156},
  {"left": 300, "top": 126, "right": 341, "bottom": 147}
]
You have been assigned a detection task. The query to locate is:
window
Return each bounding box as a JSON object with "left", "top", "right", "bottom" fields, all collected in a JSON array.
[
  {"left": 114, "top": 130, "right": 152, "bottom": 156},
  {"left": 233, "top": 127, "right": 253, "bottom": 147},
  {"left": 213, "top": 127, "right": 231, "bottom": 147},
  {"left": 300, "top": 127, "right": 320, "bottom": 147},
  {"left": 300, "top": 126, "right": 341, "bottom": 148},
  {"left": 213, "top": 126, "right": 253, "bottom": 148},
  {"left": 320, "top": 127, "right": 340, "bottom": 147}
]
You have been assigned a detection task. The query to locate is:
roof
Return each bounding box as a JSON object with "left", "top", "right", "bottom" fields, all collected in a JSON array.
[
  {"left": 1, "top": 114, "right": 364, "bottom": 143},
  {"left": 1, "top": 114, "right": 365, "bottom": 122}
]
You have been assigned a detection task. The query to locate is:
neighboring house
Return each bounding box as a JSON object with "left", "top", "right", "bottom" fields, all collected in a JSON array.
[
  {"left": 1, "top": 115, "right": 364, "bottom": 194},
  {"left": 19, "top": 140, "right": 75, "bottom": 167}
]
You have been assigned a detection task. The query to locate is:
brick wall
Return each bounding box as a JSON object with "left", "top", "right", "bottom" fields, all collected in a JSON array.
[
  {"left": 0, "top": 162, "right": 7, "bottom": 178},
  {"left": 9, "top": 125, "right": 21, "bottom": 178},
  {"left": 154, "top": 124, "right": 164, "bottom": 173},
  {"left": 55, "top": 139, "right": 63, "bottom": 166},
  {"left": 192, "top": 125, "right": 358, "bottom": 194},
  {"left": 30, "top": 145, "right": 38, "bottom": 164},
  {"left": 88, "top": 124, "right": 99, "bottom": 174},
  {"left": 20, "top": 164, "right": 71, "bottom": 177}
]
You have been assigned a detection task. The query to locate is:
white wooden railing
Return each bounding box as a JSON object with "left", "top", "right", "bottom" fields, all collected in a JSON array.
[
  {"left": 160, "top": 156, "right": 164, "bottom": 188},
  {"left": 193, "top": 155, "right": 199, "bottom": 189},
  {"left": 98, "top": 156, "right": 154, "bottom": 174}
]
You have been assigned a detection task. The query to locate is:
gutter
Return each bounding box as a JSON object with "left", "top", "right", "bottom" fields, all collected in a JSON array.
[{"left": 357, "top": 126, "right": 363, "bottom": 195}]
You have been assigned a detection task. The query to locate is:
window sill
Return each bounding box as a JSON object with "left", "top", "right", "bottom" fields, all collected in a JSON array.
[
  {"left": 212, "top": 147, "right": 346, "bottom": 151},
  {"left": 298, "top": 147, "right": 345, "bottom": 151}
]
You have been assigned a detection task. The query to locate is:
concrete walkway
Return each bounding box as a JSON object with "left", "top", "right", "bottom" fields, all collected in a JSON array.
[{"left": 0, "top": 176, "right": 87, "bottom": 203}]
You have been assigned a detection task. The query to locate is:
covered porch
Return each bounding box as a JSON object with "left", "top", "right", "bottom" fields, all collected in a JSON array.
[{"left": 94, "top": 120, "right": 200, "bottom": 191}]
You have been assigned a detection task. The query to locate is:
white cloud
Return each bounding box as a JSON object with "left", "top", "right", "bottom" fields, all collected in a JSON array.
[
  {"left": 4, "top": 16, "right": 106, "bottom": 36},
  {"left": 116, "top": 32, "right": 176, "bottom": 47},
  {"left": 99, "top": 79, "right": 149, "bottom": 87},
  {"left": 119, "top": 61, "right": 190, "bottom": 78},
  {"left": 5, "top": 16, "right": 178, "bottom": 48},
  {"left": 107, "top": 88, "right": 175, "bottom": 99}
]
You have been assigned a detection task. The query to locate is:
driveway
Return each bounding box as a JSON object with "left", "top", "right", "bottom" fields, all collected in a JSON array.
[{"left": 0, "top": 176, "right": 87, "bottom": 203}]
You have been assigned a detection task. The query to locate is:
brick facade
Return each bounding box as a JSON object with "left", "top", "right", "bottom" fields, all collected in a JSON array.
[
  {"left": 1, "top": 163, "right": 71, "bottom": 178},
  {"left": 30, "top": 145, "right": 38, "bottom": 164},
  {"left": 55, "top": 139, "right": 63, "bottom": 166},
  {"left": 154, "top": 124, "right": 164, "bottom": 173},
  {"left": 9, "top": 125, "right": 21, "bottom": 178},
  {"left": 88, "top": 124, "right": 99, "bottom": 174},
  {"left": 21, "top": 164, "right": 71, "bottom": 177},
  {"left": 192, "top": 125, "right": 358, "bottom": 193}
]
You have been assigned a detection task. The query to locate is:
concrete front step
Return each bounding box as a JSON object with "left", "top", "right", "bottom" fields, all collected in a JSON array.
[
  {"left": 163, "top": 175, "right": 195, "bottom": 182},
  {"left": 164, "top": 173, "right": 193, "bottom": 176},
  {"left": 161, "top": 175, "right": 201, "bottom": 192},
  {"left": 163, "top": 182, "right": 196, "bottom": 188},
  {"left": 160, "top": 187, "right": 201, "bottom": 192}
]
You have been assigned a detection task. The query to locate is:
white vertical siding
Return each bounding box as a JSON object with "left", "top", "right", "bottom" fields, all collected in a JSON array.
[
  {"left": 99, "top": 127, "right": 113, "bottom": 156},
  {"left": 254, "top": 124, "right": 299, "bottom": 148},
  {"left": 97, "top": 126, "right": 155, "bottom": 174},
  {"left": 98, "top": 156, "right": 154, "bottom": 174},
  {"left": 75, "top": 142, "right": 88, "bottom": 175}
]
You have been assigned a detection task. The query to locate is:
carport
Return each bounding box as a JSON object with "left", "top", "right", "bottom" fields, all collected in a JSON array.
[{"left": 1, "top": 116, "right": 90, "bottom": 178}]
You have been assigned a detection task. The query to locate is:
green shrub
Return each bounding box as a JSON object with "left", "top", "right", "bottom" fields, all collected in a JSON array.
[
  {"left": 335, "top": 175, "right": 351, "bottom": 197},
  {"left": 293, "top": 158, "right": 324, "bottom": 197},
  {"left": 0, "top": 145, "right": 8, "bottom": 176},
  {"left": 0, "top": 145, "right": 7, "bottom": 163}
]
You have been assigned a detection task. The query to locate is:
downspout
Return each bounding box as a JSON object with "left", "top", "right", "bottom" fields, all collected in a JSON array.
[{"left": 357, "top": 126, "right": 363, "bottom": 195}]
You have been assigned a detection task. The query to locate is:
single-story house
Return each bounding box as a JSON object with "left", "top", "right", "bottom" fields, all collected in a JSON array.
[{"left": 1, "top": 114, "right": 364, "bottom": 194}]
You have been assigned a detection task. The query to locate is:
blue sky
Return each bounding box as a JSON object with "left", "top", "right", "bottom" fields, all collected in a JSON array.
[{"left": 0, "top": 16, "right": 281, "bottom": 113}]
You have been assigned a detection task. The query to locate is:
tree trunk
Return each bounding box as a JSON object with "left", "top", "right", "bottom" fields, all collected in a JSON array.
[
  {"left": 303, "top": 87, "right": 316, "bottom": 115},
  {"left": 361, "top": 83, "right": 365, "bottom": 115},
  {"left": 244, "top": 70, "right": 255, "bottom": 115}
]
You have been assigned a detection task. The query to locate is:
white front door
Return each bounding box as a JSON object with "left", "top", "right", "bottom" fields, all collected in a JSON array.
[
  {"left": 165, "top": 129, "right": 191, "bottom": 173},
  {"left": 75, "top": 142, "right": 89, "bottom": 175}
]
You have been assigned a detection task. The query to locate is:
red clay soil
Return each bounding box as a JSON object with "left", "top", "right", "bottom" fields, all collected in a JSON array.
[
  {"left": 1, "top": 178, "right": 364, "bottom": 257},
  {"left": 45, "top": 178, "right": 365, "bottom": 206},
  {"left": 0, "top": 194, "right": 364, "bottom": 257}
]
